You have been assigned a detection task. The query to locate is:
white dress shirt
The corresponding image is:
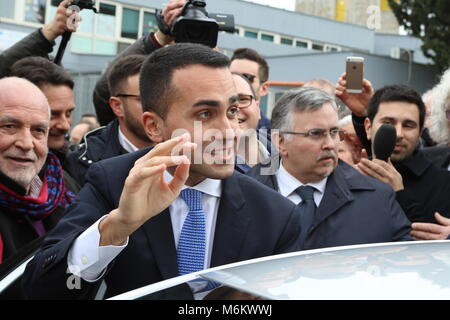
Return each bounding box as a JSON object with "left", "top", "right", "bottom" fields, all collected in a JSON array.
[
  {"left": 275, "top": 161, "right": 328, "bottom": 207},
  {"left": 67, "top": 170, "right": 222, "bottom": 287},
  {"left": 117, "top": 126, "right": 139, "bottom": 153}
]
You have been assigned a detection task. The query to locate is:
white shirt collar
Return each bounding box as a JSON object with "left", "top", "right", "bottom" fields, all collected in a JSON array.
[
  {"left": 276, "top": 160, "right": 327, "bottom": 198},
  {"left": 118, "top": 126, "right": 139, "bottom": 153},
  {"left": 163, "top": 171, "right": 222, "bottom": 198}
]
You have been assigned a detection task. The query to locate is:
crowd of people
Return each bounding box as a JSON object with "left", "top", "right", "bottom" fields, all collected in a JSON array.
[{"left": 0, "top": 0, "right": 449, "bottom": 299}]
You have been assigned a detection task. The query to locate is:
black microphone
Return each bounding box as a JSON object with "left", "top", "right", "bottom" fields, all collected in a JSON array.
[{"left": 373, "top": 123, "right": 397, "bottom": 161}]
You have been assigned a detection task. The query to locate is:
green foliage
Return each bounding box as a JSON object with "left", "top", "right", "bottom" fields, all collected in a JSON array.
[{"left": 388, "top": 0, "right": 450, "bottom": 73}]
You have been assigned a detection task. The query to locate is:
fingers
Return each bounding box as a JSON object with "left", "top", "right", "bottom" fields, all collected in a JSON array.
[
  {"left": 361, "top": 149, "right": 368, "bottom": 160},
  {"left": 162, "top": 0, "right": 186, "bottom": 27},
  {"left": 362, "top": 79, "right": 374, "bottom": 94},
  {"left": 434, "top": 212, "right": 450, "bottom": 226},
  {"left": 136, "top": 133, "right": 191, "bottom": 164},
  {"left": 357, "top": 159, "right": 388, "bottom": 182},
  {"left": 168, "top": 163, "right": 190, "bottom": 193},
  {"left": 410, "top": 223, "right": 446, "bottom": 240}
]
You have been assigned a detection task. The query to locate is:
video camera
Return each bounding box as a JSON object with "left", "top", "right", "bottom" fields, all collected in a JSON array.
[
  {"left": 51, "top": 0, "right": 97, "bottom": 11},
  {"left": 156, "top": 0, "right": 235, "bottom": 48}
]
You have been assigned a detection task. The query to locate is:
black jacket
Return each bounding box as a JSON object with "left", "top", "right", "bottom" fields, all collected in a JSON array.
[
  {"left": 422, "top": 144, "right": 450, "bottom": 170},
  {"left": 64, "top": 119, "right": 128, "bottom": 186},
  {"left": 394, "top": 150, "right": 450, "bottom": 223},
  {"left": 351, "top": 113, "right": 450, "bottom": 223},
  {"left": 0, "top": 29, "right": 55, "bottom": 78}
]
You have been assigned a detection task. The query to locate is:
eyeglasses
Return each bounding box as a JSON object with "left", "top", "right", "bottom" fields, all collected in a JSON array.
[
  {"left": 446, "top": 109, "right": 450, "bottom": 120},
  {"left": 281, "top": 128, "right": 346, "bottom": 141},
  {"left": 241, "top": 73, "right": 256, "bottom": 84},
  {"left": 237, "top": 94, "right": 254, "bottom": 109},
  {"left": 117, "top": 93, "right": 140, "bottom": 100}
]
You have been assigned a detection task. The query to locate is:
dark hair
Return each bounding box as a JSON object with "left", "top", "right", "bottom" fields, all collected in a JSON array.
[
  {"left": 81, "top": 113, "right": 97, "bottom": 118},
  {"left": 231, "top": 72, "right": 256, "bottom": 97},
  {"left": 231, "top": 48, "right": 269, "bottom": 83},
  {"left": 107, "top": 54, "right": 146, "bottom": 96},
  {"left": 368, "top": 85, "right": 426, "bottom": 129},
  {"left": 10, "top": 56, "right": 74, "bottom": 89},
  {"left": 140, "top": 43, "right": 230, "bottom": 118}
]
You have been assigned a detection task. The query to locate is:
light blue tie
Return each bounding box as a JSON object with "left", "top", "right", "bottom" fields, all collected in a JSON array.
[{"left": 177, "top": 189, "right": 206, "bottom": 276}]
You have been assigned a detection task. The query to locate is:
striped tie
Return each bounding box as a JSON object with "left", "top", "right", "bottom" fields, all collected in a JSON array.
[{"left": 177, "top": 189, "right": 206, "bottom": 275}]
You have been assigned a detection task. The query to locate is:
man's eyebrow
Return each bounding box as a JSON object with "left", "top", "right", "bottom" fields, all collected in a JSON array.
[
  {"left": 192, "top": 100, "right": 221, "bottom": 108},
  {"left": 229, "top": 95, "right": 239, "bottom": 104},
  {"left": 0, "top": 116, "right": 20, "bottom": 123}
]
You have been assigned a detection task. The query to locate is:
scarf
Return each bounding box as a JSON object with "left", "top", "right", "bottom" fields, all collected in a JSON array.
[{"left": 0, "top": 152, "right": 76, "bottom": 219}]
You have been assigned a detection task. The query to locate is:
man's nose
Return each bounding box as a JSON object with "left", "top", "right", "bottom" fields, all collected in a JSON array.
[{"left": 15, "top": 129, "right": 34, "bottom": 150}]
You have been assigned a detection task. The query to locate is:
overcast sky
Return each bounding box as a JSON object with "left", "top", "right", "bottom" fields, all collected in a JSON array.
[{"left": 245, "top": 0, "right": 296, "bottom": 11}]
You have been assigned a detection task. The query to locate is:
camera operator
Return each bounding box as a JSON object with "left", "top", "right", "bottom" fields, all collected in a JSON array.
[
  {"left": 93, "top": 0, "right": 186, "bottom": 126},
  {"left": 0, "top": 0, "right": 80, "bottom": 78}
]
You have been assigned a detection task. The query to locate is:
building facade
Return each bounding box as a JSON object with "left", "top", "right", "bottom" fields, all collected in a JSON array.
[{"left": 0, "top": 0, "right": 437, "bottom": 123}]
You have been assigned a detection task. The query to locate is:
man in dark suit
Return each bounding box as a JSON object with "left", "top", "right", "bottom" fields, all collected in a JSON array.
[
  {"left": 23, "top": 43, "right": 301, "bottom": 299},
  {"left": 247, "top": 87, "right": 412, "bottom": 250}
]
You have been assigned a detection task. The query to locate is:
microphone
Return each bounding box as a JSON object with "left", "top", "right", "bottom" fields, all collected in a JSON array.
[{"left": 373, "top": 123, "right": 397, "bottom": 161}]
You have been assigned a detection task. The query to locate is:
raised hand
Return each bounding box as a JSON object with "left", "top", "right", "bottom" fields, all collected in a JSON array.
[
  {"left": 41, "top": 0, "right": 81, "bottom": 41},
  {"left": 335, "top": 72, "right": 374, "bottom": 117},
  {"left": 99, "top": 134, "right": 196, "bottom": 246}
]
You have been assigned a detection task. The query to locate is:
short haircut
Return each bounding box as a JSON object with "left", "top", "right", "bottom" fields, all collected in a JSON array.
[
  {"left": 107, "top": 54, "right": 146, "bottom": 96},
  {"left": 303, "top": 78, "right": 336, "bottom": 96},
  {"left": 10, "top": 56, "right": 74, "bottom": 89},
  {"left": 231, "top": 72, "right": 256, "bottom": 97},
  {"left": 140, "top": 43, "right": 230, "bottom": 118},
  {"left": 231, "top": 48, "right": 269, "bottom": 83},
  {"left": 271, "top": 87, "right": 338, "bottom": 132},
  {"left": 81, "top": 113, "right": 97, "bottom": 118},
  {"left": 367, "top": 85, "right": 426, "bottom": 130}
]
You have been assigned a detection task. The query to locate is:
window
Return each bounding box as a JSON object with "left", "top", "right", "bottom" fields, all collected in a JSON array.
[
  {"left": 0, "top": 1, "right": 15, "bottom": 19},
  {"left": 261, "top": 33, "right": 274, "bottom": 42},
  {"left": 295, "top": 40, "right": 308, "bottom": 48},
  {"left": 325, "top": 45, "right": 339, "bottom": 52},
  {"left": 281, "top": 37, "right": 293, "bottom": 46},
  {"left": 142, "top": 12, "right": 157, "bottom": 36},
  {"left": 24, "top": 0, "right": 46, "bottom": 24},
  {"left": 122, "top": 8, "right": 139, "bottom": 39},
  {"left": 244, "top": 30, "right": 257, "bottom": 39},
  {"left": 97, "top": 3, "right": 116, "bottom": 37},
  {"left": 312, "top": 43, "right": 324, "bottom": 51}
]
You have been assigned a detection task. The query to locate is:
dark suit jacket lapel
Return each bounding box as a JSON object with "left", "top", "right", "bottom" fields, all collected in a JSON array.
[
  {"left": 141, "top": 208, "right": 179, "bottom": 280},
  {"left": 312, "top": 165, "right": 354, "bottom": 231},
  {"left": 312, "top": 162, "right": 376, "bottom": 231},
  {"left": 210, "top": 173, "right": 249, "bottom": 267}
]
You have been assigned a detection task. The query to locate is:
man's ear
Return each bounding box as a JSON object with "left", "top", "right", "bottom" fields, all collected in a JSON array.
[
  {"left": 109, "top": 97, "right": 124, "bottom": 118},
  {"left": 364, "top": 117, "right": 373, "bottom": 141},
  {"left": 271, "top": 130, "right": 287, "bottom": 156},
  {"left": 142, "top": 111, "right": 164, "bottom": 143},
  {"left": 259, "top": 81, "right": 269, "bottom": 97}
]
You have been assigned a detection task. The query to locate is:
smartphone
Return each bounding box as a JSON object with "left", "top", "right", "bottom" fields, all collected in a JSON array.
[{"left": 346, "top": 57, "right": 364, "bottom": 94}]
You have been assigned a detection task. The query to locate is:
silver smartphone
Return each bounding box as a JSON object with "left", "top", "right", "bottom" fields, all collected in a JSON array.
[{"left": 346, "top": 57, "right": 364, "bottom": 94}]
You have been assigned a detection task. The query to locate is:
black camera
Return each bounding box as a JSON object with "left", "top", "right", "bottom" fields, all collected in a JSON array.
[
  {"left": 51, "top": 0, "right": 96, "bottom": 11},
  {"left": 70, "top": 0, "right": 97, "bottom": 11},
  {"left": 157, "top": 0, "right": 235, "bottom": 48}
]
